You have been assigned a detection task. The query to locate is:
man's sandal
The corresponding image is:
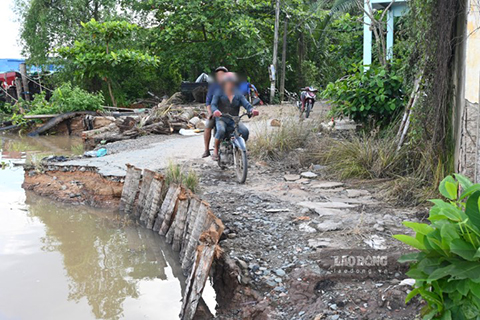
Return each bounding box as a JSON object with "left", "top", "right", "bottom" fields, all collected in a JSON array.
[
  {"left": 202, "top": 150, "right": 211, "bottom": 158},
  {"left": 211, "top": 154, "right": 219, "bottom": 161}
]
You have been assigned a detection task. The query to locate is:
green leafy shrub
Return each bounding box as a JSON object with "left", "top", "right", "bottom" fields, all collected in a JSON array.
[
  {"left": 394, "top": 174, "right": 480, "bottom": 319},
  {"left": 28, "top": 83, "right": 104, "bottom": 115},
  {"left": 323, "top": 64, "right": 405, "bottom": 127}
]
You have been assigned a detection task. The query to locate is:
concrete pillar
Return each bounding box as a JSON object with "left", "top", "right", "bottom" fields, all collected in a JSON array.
[
  {"left": 363, "top": 0, "right": 372, "bottom": 67},
  {"left": 386, "top": 9, "right": 394, "bottom": 60}
]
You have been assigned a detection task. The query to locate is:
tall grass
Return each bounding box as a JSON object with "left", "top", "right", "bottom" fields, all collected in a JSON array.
[
  {"left": 312, "top": 134, "right": 407, "bottom": 179},
  {"left": 165, "top": 161, "right": 199, "bottom": 192},
  {"left": 308, "top": 133, "right": 448, "bottom": 205},
  {"left": 250, "top": 118, "right": 319, "bottom": 161}
]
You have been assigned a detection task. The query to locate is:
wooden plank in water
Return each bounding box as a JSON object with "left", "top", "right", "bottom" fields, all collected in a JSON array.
[
  {"left": 145, "top": 176, "right": 165, "bottom": 229},
  {"left": 136, "top": 169, "right": 156, "bottom": 219},
  {"left": 181, "top": 201, "right": 210, "bottom": 272},
  {"left": 153, "top": 185, "right": 181, "bottom": 232},
  {"left": 166, "top": 190, "right": 190, "bottom": 248},
  {"left": 119, "top": 164, "right": 142, "bottom": 214},
  {"left": 180, "top": 226, "right": 223, "bottom": 320},
  {"left": 179, "top": 196, "right": 201, "bottom": 261},
  {"left": 159, "top": 187, "right": 186, "bottom": 236},
  {"left": 171, "top": 191, "right": 193, "bottom": 251}
]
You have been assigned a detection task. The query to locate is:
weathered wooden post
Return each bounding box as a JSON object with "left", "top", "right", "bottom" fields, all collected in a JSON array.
[
  {"left": 19, "top": 63, "right": 30, "bottom": 101},
  {"left": 14, "top": 77, "right": 22, "bottom": 101},
  {"left": 119, "top": 164, "right": 142, "bottom": 214}
]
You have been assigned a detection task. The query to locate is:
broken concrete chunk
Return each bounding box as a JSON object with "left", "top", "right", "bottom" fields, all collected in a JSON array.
[
  {"left": 296, "top": 178, "right": 311, "bottom": 184},
  {"left": 316, "top": 220, "right": 342, "bottom": 232},
  {"left": 300, "top": 171, "right": 318, "bottom": 179},
  {"left": 299, "top": 222, "right": 317, "bottom": 233},
  {"left": 265, "top": 208, "right": 290, "bottom": 213},
  {"left": 346, "top": 189, "right": 370, "bottom": 198},
  {"left": 364, "top": 235, "right": 387, "bottom": 250},
  {"left": 311, "top": 181, "right": 344, "bottom": 189},
  {"left": 284, "top": 174, "right": 301, "bottom": 181},
  {"left": 298, "top": 201, "right": 356, "bottom": 210},
  {"left": 308, "top": 238, "right": 333, "bottom": 248}
]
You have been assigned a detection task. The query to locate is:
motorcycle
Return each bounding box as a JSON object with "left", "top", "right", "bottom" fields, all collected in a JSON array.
[
  {"left": 217, "top": 113, "right": 250, "bottom": 184},
  {"left": 297, "top": 87, "right": 318, "bottom": 119}
]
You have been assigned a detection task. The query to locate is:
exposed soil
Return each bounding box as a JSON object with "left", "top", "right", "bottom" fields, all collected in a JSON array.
[{"left": 23, "top": 165, "right": 123, "bottom": 208}]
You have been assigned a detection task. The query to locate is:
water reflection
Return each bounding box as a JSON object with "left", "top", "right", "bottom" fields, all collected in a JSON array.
[
  {"left": 0, "top": 135, "right": 187, "bottom": 320},
  {"left": 0, "top": 190, "right": 187, "bottom": 320}
]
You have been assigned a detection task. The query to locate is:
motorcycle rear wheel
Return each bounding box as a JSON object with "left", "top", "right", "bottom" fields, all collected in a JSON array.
[{"left": 234, "top": 148, "right": 248, "bottom": 184}]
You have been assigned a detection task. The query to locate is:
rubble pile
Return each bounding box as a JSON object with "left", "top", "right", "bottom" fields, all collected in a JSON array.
[{"left": 82, "top": 93, "right": 207, "bottom": 150}]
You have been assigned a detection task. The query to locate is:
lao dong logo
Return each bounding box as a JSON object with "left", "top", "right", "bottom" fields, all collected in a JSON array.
[{"left": 333, "top": 255, "right": 388, "bottom": 267}]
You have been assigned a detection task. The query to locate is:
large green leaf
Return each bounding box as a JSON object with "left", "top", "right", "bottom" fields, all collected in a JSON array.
[
  {"left": 398, "top": 252, "right": 424, "bottom": 263},
  {"left": 465, "top": 191, "right": 480, "bottom": 229},
  {"left": 450, "top": 238, "right": 477, "bottom": 261},
  {"left": 404, "top": 221, "right": 434, "bottom": 235},
  {"left": 455, "top": 174, "right": 474, "bottom": 190},
  {"left": 393, "top": 234, "right": 426, "bottom": 251},
  {"left": 450, "top": 261, "right": 480, "bottom": 280},
  {"left": 428, "top": 265, "right": 456, "bottom": 281},
  {"left": 439, "top": 176, "right": 458, "bottom": 200}
]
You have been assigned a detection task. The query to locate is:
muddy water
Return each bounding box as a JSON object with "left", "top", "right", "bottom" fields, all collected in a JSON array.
[{"left": 0, "top": 135, "right": 192, "bottom": 320}]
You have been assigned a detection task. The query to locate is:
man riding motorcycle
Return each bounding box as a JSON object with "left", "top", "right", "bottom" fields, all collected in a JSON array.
[
  {"left": 210, "top": 72, "right": 259, "bottom": 161},
  {"left": 202, "top": 66, "right": 228, "bottom": 158}
]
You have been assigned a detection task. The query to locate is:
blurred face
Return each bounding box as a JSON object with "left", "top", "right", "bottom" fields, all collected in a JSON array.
[
  {"left": 216, "top": 71, "right": 226, "bottom": 83},
  {"left": 223, "top": 80, "right": 234, "bottom": 93}
]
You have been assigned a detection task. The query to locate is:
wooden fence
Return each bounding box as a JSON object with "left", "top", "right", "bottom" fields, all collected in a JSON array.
[{"left": 119, "top": 164, "right": 224, "bottom": 320}]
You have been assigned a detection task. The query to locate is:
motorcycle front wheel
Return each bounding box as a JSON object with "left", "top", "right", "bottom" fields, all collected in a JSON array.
[
  {"left": 234, "top": 147, "right": 248, "bottom": 184},
  {"left": 305, "top": 102, "right": 312, "bottom": 118}
]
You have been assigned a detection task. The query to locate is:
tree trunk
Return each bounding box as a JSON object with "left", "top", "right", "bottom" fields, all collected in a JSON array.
[{"left": 279, "top": 17, "right": 288, "bottom": 103}]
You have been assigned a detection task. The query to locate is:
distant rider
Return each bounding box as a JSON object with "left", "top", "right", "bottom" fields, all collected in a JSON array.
[
  {"left": 210, "top": 72, "right": 259, "bottom": 161},
  {"left": 202, "top": 66, "right": 228, "bottom": 158}
]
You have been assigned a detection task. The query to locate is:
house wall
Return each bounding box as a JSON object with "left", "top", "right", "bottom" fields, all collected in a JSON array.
[{"left": 456, "top": 0, "right": 480, "bottom": 181}]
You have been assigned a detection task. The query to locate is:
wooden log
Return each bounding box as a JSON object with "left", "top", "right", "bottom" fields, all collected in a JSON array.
[
  {"left": 119, "top": 164, "right": 142, "bottom": 214},
  {"left": 171, "top": 191, "right": 194, "bottom": 251},
  {"left": 23, "top": 114, "right": 59, "bottom": 119},
  {"left": 181, "top": 202, "right": 210, "bottom": 272},
  {"left": 166, "top": 192, "right": 190, "bottom": 247},
  {"left": 20, "top": 63, "right": 30, "bottom": 101},
  {"left": 135, "top": 169, "right": 156, "bottom": 219},
  {"left": 178, "top": 108, "right": 195, "bottom": 122},
  {"left": 179, "top": 196, "right": 202, "bottom": 261},
  {"left": 180, "top": 241, "right": 219, "bottom": 320},
  {"left": 159, "top": 187, "right": 186, "bottom": 236},
  {"left": 28, "top": 111, "right": 98, "bottom": 136},
  {"left": 153, "top": 185, "right": 181, "bottom": 232},
  {"left": 144, "top": 175, "right": 166, "bottom": 229}
]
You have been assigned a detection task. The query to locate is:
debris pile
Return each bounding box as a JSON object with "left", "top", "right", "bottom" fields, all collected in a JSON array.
[{"left": 83, "top": 93, "right": 207, "bottom": 150}]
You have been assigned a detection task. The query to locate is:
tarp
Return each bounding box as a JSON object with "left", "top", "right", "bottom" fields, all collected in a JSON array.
[
  {"left": 0, "top": 72, "right": 18, "bottom": 89},
  {"left": 0, "top": 59, "right": 56, "bottom": 74}
]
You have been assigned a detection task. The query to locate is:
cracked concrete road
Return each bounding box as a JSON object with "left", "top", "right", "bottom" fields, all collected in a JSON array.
[{"left": 62, "top": 134, "right": 206, "bottom": 176}]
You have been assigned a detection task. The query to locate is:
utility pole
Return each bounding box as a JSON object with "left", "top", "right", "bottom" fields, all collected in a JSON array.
[
  {"left": 20, "top": 63, "right": 30, "bottom": 101},
  {"left": 279, "top": 16, "right": 288, "bottom": 103},
  {"left": 270, "top": 0, "right": 281, "bottom": 104}
]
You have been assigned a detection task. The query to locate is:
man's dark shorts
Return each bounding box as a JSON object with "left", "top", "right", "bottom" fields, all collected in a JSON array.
[{"left": 206, "top": 117, "right": 215, "bottom": 129}]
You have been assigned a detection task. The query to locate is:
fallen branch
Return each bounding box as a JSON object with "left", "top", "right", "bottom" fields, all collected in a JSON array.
[{"left": 28, "top": 111, "right": 98, "bottom": 137}]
